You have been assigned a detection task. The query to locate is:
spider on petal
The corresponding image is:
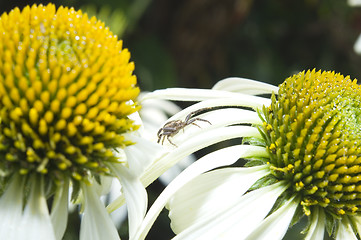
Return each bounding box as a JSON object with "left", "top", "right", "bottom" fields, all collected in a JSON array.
[{"left": 157, "top": 108, "right": 212, "bottom": 147}]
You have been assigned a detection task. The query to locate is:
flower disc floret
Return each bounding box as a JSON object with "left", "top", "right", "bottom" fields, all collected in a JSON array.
[
  {"left": 0, "top": 4, "right": 139, "bottom": 184},
  {"left": 262, "top": 69, "right": 361, "bottom": 216}
]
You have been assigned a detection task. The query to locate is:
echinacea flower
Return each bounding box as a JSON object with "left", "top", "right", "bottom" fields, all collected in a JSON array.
[
  {"left": 0, "top": 4, "right": 149, "bottom": 240},
  {"left": 133, "top": 70, "right": 361, "bottom": 239}
]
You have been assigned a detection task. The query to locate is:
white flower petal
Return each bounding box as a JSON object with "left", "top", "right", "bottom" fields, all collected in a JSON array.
[
  {"left": 141, "top": 125, "right": 262, "bottom": 188},
  {"left": 80, "top": 183, "right": 120, "bottom": 240},
  {"left": 140, "top": 94, "right": 182, "bottom": 116},
  {"left": 171, "top": 182, "right": 287, "bottom": 240},
  {"left": 51, "top": 179, "right": 69, "bottom": 240},
  {"left": 139, "top": 94, "right": 183, "bottom": 139},
  {"left": 351, "top": 215, "right": 361, "bottom": 235},
  {"left": 336, "top": 217, "right": 358, "bottom": 240},
  {"left": 168, "top": 167, "right": 272, "bottom": 233},
  {"left": 354, "top": 34, "right": 361, "bottom": 55},
  {"left": 140, "top": 88, "right": 271, "bottom": 109},
  {"left": 107, "top": 179, "right": 128, "bottom": 227},
  {"left": 0, "top": 175, "right": 24, "bottom": 239},
  {"left": 16, "top": 176, "right": 56, "bottom": 240},
  {"left": 132, "top": 145, "right": 269, "bottom": 240},
  {"left": 158, "top": 154, "right": 196, "bottom": 185},
  {"left": 304, "top": 207, "right": 325, "bottom": 240},
  {"left": 123, "top": 134, "right": 165, "bottom": 176},
  {"left": 212, "top": 77, "right": 279, "bottom": 95},
  {"left": 109, "top": 163, "right": 147, "bottom": 239},
  {"left": 158, "top": 97, "right": 268, "bottom": 132},
  {"left": 244, "top": 195, "right": 299, "bottom": 240},
  {"left": 172, "top": 108, "right": 262, "bottom": 146},
  {"left": 348, "top": 0, "right": 361, "bottom": 7},
  {"left": 127, "top": 109, "right": 144, "bottom": 133}
]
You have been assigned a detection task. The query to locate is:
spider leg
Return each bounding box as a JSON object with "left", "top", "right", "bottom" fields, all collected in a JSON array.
[
  {"left": 188, "top": 118, "right": 212, "bottom": 127},
  {"left": 167, "top": 136, "right": 178, "bottom": 147},
  {"left": 195, "top": 118, "right": 212, "bottom": 125},
  {"left": 184, "top": 107, "right": 214, "bottom": 122},
  {"left": 157, "top": 133, "right": 163, "bottom": 143},
  {"left": 157, "top": 128, "right": 163, "bottom": 137}
]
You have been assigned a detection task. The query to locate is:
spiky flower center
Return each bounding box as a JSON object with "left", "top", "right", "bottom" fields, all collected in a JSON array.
[
  {"left": 0, "top": 4, "right": 139, "bottom": 184},
  {"left": 263, "top": 70, "right": 361, "bottom": 216}
]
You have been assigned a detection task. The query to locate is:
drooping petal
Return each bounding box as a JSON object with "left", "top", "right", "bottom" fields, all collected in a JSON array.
[
  {"left": 351, "top": 215, "right": 361, "bottom": 236},
  {"left": 139, "top": 94, "right": 182, "bottom": 135},
  {"left": 172, "top": 108, "right": 263, "bottom": 146},
  {"left": 0, "top": 174, "right": 24, "bottom": 240},
  {"left": 51, "top": 179, "right": 69, "bottom": 240},
  {"left": 212, "top": 77, "right": 279, "bottom": 95},
  {"left": 15, "top": 175, "right": 56, "bottom": 240},
  {"left": 244, "top": 195, "right": 299, "bottom": 240},
  {"left": 168, "top": 167, "right": 272, "bottom": 233},
  {"left": 141, "top": 125, "right": 262, "bottom": 188},
  {"left": 80, "top": 183, "right": 120, "bottom": 240},
  {"left": 106, "top": 135, "right": 164, "bottom": 214},
  {"left": 348, "top": 0, "right": 361, "bottom": 7},
  {"left": 140, "top": 88, "right": 271, "bottom": 108},
  {"left": 336, "top": 216, "right": 358, "bottom": 240},
  {"left": 304, "top": 207, "right": 325, "bottom": 240},
  {"left": 109, "top": 163, "right": 147, "bottom": 239},
  {"left": 171, "top": 182, "right": 287, "bottom": 240},
  {"left": 354, "top": 34, "right": 361, "bottom": 55},
  {"left": 155, "top": 98, "right": 268, "bottom": 128},
  {"left": 107, "top": 179, "right": 128, "bottom": 228},
  {"left": 158, "top": 154, "right": 196, "bottom": 185},
  {"left": 123, "top": 134, "right": 165, "bottom": 176},
  {"left": 132, "top": 145, "right": 269, "bottom": 240}
]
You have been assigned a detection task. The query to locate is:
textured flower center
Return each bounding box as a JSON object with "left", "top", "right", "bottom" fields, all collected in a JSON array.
[
  {"left": 263, "top": 70, "right": 361, "bottom": 216},
  {"left": 0, "top": 4, "right": 139, "bottom": 184}
]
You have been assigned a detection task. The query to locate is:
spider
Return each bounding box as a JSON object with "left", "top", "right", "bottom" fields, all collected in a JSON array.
[{"left": 157, "top": 108, "right": 212, "bottom": 147}]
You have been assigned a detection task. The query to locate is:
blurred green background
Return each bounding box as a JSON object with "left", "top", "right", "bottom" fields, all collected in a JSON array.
[{"left": 1, "top": 0, "right": 360, "bottom": 239}]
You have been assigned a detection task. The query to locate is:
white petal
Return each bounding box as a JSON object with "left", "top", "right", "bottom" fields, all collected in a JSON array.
[
  {"left": 348, "top": 0, "right": 361, "bottom": 7},
  {"left": 51, "top": 179, "right": 69, "bottom": 240},
  {"left": 108, "top": 179, "right": 128, "bottom": 227},
  {"left": 139, "top": 94, "right": 183, "bottom": 139},
  {"left": 109, "top": 163, "right": 147, "bottom": 239},
  {"left": 354, "top": 34, "right": 361, "bottom": 54},
  {"left": 123, "top": 134, "right": 165, "bottom": 176},
  {"left": 244, "top": 195, "right": 299, "bottom": 240},
  {"left": 107, "top": 128, "right": 166, "bottom": 215},
  {"left": 155, "top": 98, "right": 268, "bottom": 129},
  {"left": 141, "top": 125, "right": 262, "bottom": 188},
  {"left": 80, "top": 183, "right": 120, "bottom": 240},
  {"left": 158, "top": 154, "right": 196, "bottom": 185},
  {"left": 168, "top": 167, "right": 271, "bottom": 233},
  {"left": 304, "top": 207, "right": 325, "bottom": 240},
  {"left": 336, "top": 217, "right": 358, "bottom": 240},
  {"left": 16, "top": 176, "right": 56, "bottom": 240},
  {"left": 109, "top": 111, "right": 265, "bottom": 216},
  {"left": 98, "top": 175, "right": 114, "bottom": 196},
  {"left": 172, "top": 182, "right": 287, "bottom": 240},
  {"left": 171, "top": 108, "right": 263, "bottom": 146},
  {"left": 127, "top": 109, "right": 145, "bottom": 133},
  {"left": 140, "top": 89, "right": 271, "bottom": 109},
  {"left": 139, "top": 94, "right": 182, "bottom": 116},
  {"left": 351, "top": 215, "right": 361, "bottom": 235},
  {"left": 0, "top": 174, "right": 24, "bottom": 239},
  {"left": 212, "top": 77, "right": 279, "bottom": 95},
  {"left": 132, "top": 144, "right": 269, "bottom": 240}
]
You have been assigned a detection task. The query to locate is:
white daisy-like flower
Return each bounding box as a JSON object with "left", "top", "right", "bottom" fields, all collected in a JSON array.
[
  {"left": 0, "top": 4, "right": 158, "bottom": 240},
  {"left": 133, "top": 69, "right": 361, "bottom": 240}
]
